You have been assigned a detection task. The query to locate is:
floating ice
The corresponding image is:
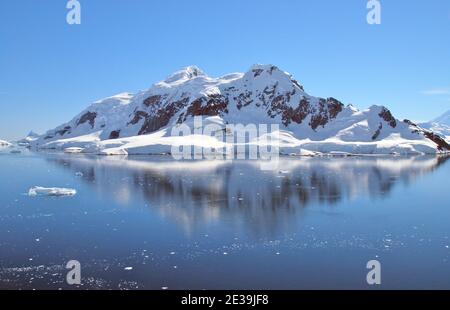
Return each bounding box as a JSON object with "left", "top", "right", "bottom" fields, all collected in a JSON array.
[
  {"left": 75, "top": 172, "right": 84, "bottom": 177},
  {"left": 28, "top": 186, "right": 77, "bottom": 197},
  {"left": 124, "top": 267, "right": 133, "bottom": 271},
  {"left": 64, "top": 147, "right": 84, "bottom": 154}
]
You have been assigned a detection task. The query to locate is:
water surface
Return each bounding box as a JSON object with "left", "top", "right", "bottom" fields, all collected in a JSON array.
[{"left": 0, "top": 150, "right": 449, "bottom": 289}]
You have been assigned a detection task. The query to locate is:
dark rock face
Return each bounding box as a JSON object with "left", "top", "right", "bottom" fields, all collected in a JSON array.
[
  {"left": 128, "top": 111, "right": 149, "bottom": 125},
  {"left": 143, "top": 95, "right": 162, "bottom": 107},
  {"left": 139, "top": 97, "right": 190, "bottom": 135},
  {"left": 403, "top": 119, "right": 418, "bottom": 127},
  {"left": 379, "top": 108, "right": 397, "bottom": 128},
  {"left": 235, "top": 91, "right": 253, "bottom": 110},
  {"left": 56, "top": 126, "right": 71, "bottom": 136},
  {"left": 183, "top": 94, "right": 229, "bottom": 120},
  {"left": 403, "top": 119, "right": 450, "bottom": 151},
  {"left": 307, "top": 98, "right": 344, "bottom": 130},
  {"left": 77, "top": 112, "right": 97, "bottom": 128},
  {"left": 291, "top": 78, "right": 305, "bottom": 92},
  {"left": 372, "top": 123, "right": 383, "bottom": 140},
  {"left": 252, "top": 68, "right": 264, "bottom": 77},
  {"left": 424, "top": 131, "right": 450, "bottom": 151},
  {"left": 109, "top": 130, "right": 120, "bottom": 139}
]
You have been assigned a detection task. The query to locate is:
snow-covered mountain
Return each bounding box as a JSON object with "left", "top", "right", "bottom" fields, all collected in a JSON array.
[
  {"left": 31, "top": 65, "right": 450, "bottom": 155},
  {"left": 17, "top": 131, "right": 40, "bottom": 146},
  {"left": 419, "top": 110, "right": 450, "bottom": 142}
]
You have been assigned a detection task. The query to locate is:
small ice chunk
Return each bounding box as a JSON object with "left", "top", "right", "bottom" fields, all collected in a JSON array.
[
  {"left": 75, "top": 172, "right": 84, "bottom": 177},
  {"left": 64, "top": 147, "right": 84, "bottom": 154},
  {"left": 28, "top": 186, "right": 77, "bottom": 197},
  {"left": 124, "top": 267, "right": 133, "bottom": 271}
]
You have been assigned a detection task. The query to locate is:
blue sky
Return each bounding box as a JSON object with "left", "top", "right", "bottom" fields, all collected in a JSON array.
[{"left": 1, "top": 0, "right": 450, "bottom": 140}]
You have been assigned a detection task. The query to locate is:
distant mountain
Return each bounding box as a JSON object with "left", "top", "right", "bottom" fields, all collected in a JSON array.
[
  {"left": 31, "top": 65, "right": 449, "bottom": 155},
  {"left": 419, "top": 110, "right": 450, "bottom": 142},
  {"left": 18, "top": 131, "right": 40, "bottom": 146},
  {"left": 0, "top": 139, "right": 11, "bottom": 146},
  {"left": 433, "top": 110, "right": 450, "bottom": 125}
]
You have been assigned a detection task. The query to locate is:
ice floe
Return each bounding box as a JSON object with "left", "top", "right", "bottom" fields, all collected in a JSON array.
[{"left": 28, "top": 186, "right": 77, "bottom": 197}]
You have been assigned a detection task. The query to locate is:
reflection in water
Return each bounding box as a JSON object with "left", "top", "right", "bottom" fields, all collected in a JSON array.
[{"left": 44, "top": 155, "right": 449, "bottom": 235}]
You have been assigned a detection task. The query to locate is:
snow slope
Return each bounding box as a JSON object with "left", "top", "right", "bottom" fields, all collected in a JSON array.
[
  {"left": 419, "top": 110, "right": 450, "bottom": 142},
  {"left": 17, "top": 131, "right": 40, "bottom": 146},
  {"left": 31, "top": 65, "right": 450, "bottom": 155}
]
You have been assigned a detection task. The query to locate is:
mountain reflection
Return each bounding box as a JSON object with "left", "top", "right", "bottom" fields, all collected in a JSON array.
[{"left": 44, "top": 155, "right": 449, "bottom": 235}]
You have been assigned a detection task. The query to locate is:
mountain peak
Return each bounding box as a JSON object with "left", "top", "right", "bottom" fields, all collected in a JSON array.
[
  {"left": 433, "top": 110, "right": 450, "bottom": 125},
  {"left": 244, "top": 64, "right": 304, "bottom": 91},
  {"left": 247, "top": 64, "right": 284, "bottom": 77},
  {"left": 27, "top": 131, "right": 40, "bottom": 138},
  {"left": 162, "top": 65, "right": 207, "bottom": 85}
]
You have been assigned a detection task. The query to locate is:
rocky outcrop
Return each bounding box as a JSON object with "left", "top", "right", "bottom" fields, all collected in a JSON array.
[
  {"left": 77, "top": 112, "right": 97, "bottom": 128},
  {"left": 372, "top": 123, "right": 383, "bottom": 140},
  {"left": 108, "top": 130, "right": 121, "bottom": 139},
  {"left": 32, "top": 64, "right": 450, "bottom": 154},
  {"left": 184, "top": 94, "right": 229, "bottom": 119},
  {"left": 379, "top": 107, "right": 397, "bottom": 128},
  {"left": 424, "top": 131, "right": 450, "bottom": 151},
  {"left": 139, "top": 97, "right": 190, "bottom": 135}
]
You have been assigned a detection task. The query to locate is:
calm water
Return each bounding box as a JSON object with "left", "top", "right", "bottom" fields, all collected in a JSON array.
[{"left": 0, "top": 149, "right": 449, "bottom": 289}]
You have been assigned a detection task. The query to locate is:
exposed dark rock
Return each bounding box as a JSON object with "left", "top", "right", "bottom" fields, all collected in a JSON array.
[
  {"left": 77, "top": 112, "right": 97, "bottom": 128},
  {"left": 403, "top": 119, "right": 417, "bottom": 127},
  {"left": 128, "top": 111, "right": 149, "bottom": 125},
  {"left": 236, "top": 91, "right": 253, "bottom": 110},
  {"left": 269, "top": 65, "right": 277, "bottom": 74},
  {"left": 424, "top": 131, "right": 450, "bottom": 151},
  {"left": 139, "top": 97, "right": 190, "bottom": 135},
  {"left": 143, "top": 95, "right": 162, "bottom": 107},
  {"left": 291, "top": 78, "right": 305, "bottom": 91},
  {"left": 56, "top": 126, "right": 71, "bottom": 136},
  {"left": 372, "top": 123, "right": 383, "bottom": 140},
  {"left": 252, "top": 69, "right": 264, "bottom": 77},
  {"left": 109, "top": 130, "right": 121, "bottom": 139},
  {"left": 184, "top": 94, "right": 229, "bottom": 120},
  {"left": 309, "top": 98, "right": 344, "bottom": 130},
  {"left": 379, "top": 107, "right": 397, "bottom": 128}
]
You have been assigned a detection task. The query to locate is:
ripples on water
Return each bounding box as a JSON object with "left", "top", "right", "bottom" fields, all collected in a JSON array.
[{"left": 0, "top": 150, "right": 449, "bottom": 289}]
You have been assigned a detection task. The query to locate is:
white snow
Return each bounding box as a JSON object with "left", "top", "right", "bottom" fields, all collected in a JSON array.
[
  {"left": 64, "top": 147, "right": 84, "bottom": 153},
  {"left": 0, "top": 139, "right": 11, "bottom": 146},
  {"left": 17, "top": 131, "right": 40, "bottom": 146},
  {"left": 419, "top": 113, "right": 450, "bottom": 143},
  {"left": 30, "top": 65, "right": 450, "bottom": 155},
  {"left": 28, "top": 187, "right": 77, "bottom": 197}
]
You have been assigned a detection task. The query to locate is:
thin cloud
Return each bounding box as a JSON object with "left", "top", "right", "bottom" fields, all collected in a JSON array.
[{"left": 420, "top": 88, "right": 450, "bottom": 95}]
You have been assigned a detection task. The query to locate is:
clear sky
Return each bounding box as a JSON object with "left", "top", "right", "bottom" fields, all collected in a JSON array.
[{"left": 1, "top": 0, "right": 450, "bottom": 140}]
